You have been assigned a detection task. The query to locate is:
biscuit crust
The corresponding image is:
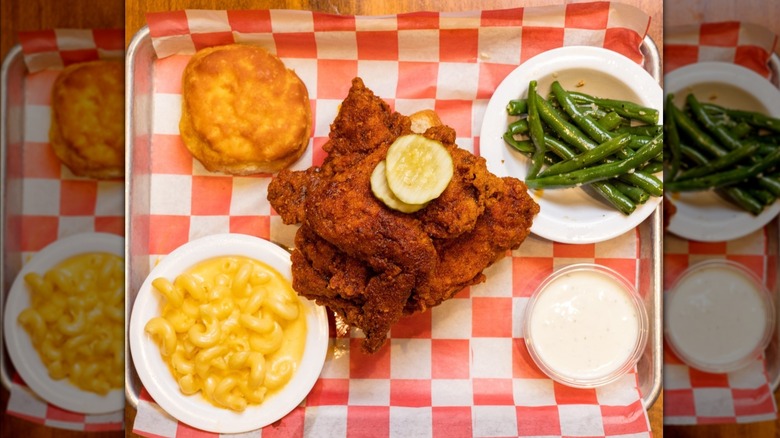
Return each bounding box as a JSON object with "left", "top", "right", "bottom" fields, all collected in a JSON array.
[
  {"left": 180, "top": 44, "right": 311, "bottom": 175},
  {"left": 49, "top": 60, "right": 125, "bottom": 179}
]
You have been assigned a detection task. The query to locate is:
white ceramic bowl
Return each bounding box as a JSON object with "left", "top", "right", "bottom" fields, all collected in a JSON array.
[
  {"left": 480, "top": 46, "right": 663, "bottom": 244},
  {"left": 128, "top": 233, "right": 329, "bottom": 434},
  {"left": 665, "top": 259, "right": 774, "bottom": 373},
  {"left": 665, "top": 62, "right": 780, "bottom": 242},
  {"left": 3, "top": 232, "right": 125, "bottom": 414}
]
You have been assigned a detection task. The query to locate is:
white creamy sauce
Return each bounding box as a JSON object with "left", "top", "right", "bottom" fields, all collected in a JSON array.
[
  {"left": 529, "top": 270, "right": 639, "bottom": 381},
  {"left": 666, "top": 265, "right": 767, "bottom": 369}
]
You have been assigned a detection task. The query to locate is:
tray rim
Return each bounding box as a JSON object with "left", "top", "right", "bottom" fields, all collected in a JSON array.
[
  {"left": 123, "top": 25, "right": 148, "bottom": 410},
  {"left": 0, "top": 44, "right": 25, "bottom": 393},
  {"left": 122, "top": 22, "right": 664, "bottom": 412}
]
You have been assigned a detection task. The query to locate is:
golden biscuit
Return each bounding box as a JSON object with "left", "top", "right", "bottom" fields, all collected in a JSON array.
[
  {"left": 180, "top": 44, "right": 311, "bottom": 175},
  {"left": 49, "top": 60, "right": 125, "bottom": 179}
]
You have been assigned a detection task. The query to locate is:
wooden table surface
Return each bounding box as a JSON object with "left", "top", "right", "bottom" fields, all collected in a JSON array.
[{"left": 3, "top": 0, "right": 663, "bottom": 437}]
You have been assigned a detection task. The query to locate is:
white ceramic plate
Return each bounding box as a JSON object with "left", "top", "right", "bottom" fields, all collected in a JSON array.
[
  {"left": 3, "top": 232, "right": 125, "bottom": 414},
  {"left": 129, "top": 233, "right": 329, "bottom": 434},
  {"left": 665, "top": 62, "right": 780, "bottom": 242},
  {"left": 480, "top": 46, "right": 663, "bottom": 244}
]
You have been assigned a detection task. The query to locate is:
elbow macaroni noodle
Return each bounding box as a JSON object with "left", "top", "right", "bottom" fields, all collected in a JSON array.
[
  {"left": 145, "top": 256, "right": 307, "bottom": 412},
  {"left": 17, "top": 252, "right": 124, "bottom": 395}
]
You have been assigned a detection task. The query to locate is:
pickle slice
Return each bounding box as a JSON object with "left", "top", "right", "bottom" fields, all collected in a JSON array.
[
  {"left": 370, "top": 160, "right": 428, "bottom": 213},
  {"left": 385, "top": 134, "right": 453, "bottom": 205}
]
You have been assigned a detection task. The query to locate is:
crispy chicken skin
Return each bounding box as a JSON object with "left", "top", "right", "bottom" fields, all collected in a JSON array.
[{"left": 268, "top": 78, "right": 539, "bottom": 352}]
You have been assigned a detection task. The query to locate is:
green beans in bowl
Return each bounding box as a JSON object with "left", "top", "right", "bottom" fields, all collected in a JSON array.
[
  {"left": 481, "top": 46, "right": 663, "bottom": 244},
  {"left": 664, "top": 62, "right": 780, "bottom": 242}
]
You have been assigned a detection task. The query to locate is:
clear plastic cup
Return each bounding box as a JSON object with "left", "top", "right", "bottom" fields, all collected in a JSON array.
[
  {"left": 524, "top": 263, "right": 649, "bottom": 388},
  {"left": 665, "top": 259, "right": 774, "bottom": 374}
]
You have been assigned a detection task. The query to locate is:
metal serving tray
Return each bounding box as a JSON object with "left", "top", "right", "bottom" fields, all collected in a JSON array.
[
  {"left": 0, "top": 44, "right": 27, "bottom": 392},
  {"left": 123, "top": 24, "right": 664, "bottom": 412},
  {"left": 765, "top": 52, "right": 780, "bottom": 392}
]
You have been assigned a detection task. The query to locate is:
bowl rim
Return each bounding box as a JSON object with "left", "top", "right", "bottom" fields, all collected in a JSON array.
[
  {"left": 480, "top": 45, "right": 663, "bottom": 244},
  {"left": 665, "top": 61, "right": 780, "bottom": 242},
  {"left": 523, "top": 262, "right": 649, "bottom": 388},
  {"left": 664, "top": 259, "right": 775, "bottom": 373},
  {"left": 128, "top": 232, "right": 329, "bottom": 434}
]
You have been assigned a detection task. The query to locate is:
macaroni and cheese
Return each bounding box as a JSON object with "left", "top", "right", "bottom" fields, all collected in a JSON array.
[
  {"left": 145, "top": 256, "right": 306, "bottom": 412},
  {"left": 18, "top": 252, "right": 124, "bottom": 395}
]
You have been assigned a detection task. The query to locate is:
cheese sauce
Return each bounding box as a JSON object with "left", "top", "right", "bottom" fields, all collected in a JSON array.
[
  {"left": 666, "top": 262, "right": 770, "bottom": 371},
  {"left": 527, "top": 267, "right": 642, "bottom": 383}
]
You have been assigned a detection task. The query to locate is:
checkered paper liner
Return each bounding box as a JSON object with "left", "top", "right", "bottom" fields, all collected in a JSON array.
[
  {"left": 663, "top": 232, "right": 778, "bottom": 424},
  {"left": 665, "top": 21, "right": 778, "bottom": 79},
  {"left": 663, "top": 22, "right": 780, "bottom": 426},
  {"left": 17, "top": 29, "right": 125, "bottom": 73},
  {"left": 130, "top": 4, "right": 654, "bottom": 437},
  {"left": 2, "top": 30, "right": 125, "bottom": 430}
]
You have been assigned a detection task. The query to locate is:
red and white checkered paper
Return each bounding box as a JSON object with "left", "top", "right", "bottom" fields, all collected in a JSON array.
[
  {"left": 663, "top": 232, "right": 778, "bottom": 424},
  {"left": 131, "top": 4, "right": 655, "bottom": 437},
  {"left": 664, "top": 22, "right": 780, "bottom": 425},
  {"left": 665, "top": 22, "right": 778, "bottom": 79},
  {"left": 3, "top": 29, "right": 125, "bottom": 430}
]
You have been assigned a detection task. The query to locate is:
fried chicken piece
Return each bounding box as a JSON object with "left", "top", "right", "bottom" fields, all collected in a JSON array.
[{"left": 268, "top": 78, "right": 539, "bottom": 352}]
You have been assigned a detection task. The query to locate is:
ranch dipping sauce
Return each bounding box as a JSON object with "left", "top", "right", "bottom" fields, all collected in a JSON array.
[
  {"left": 665, "top": 260, "right": 773, "bottom": 373},
  {"left": 525, "top": 264, "right": 647, "bottom": 387}
]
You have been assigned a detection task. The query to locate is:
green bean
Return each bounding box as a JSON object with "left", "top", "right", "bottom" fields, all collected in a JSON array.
[
  {"left": 641, "top": 161, "right": 664, "bottom": 174},
  {"left": 538, "top": 134, "right": 630, "bottom": 177},
  {"left": 701, "top": 102, "right": 780, "bottom": 133},
  {"left": 679, "top": 139, "right": 766, "bottom": 213},
  {"left": 687, "top": 94, "right": 741, "bottom": 150},
  {"left": 579, "top": 105, "right": 609, "bottom": 119},
  {"left": 666, "top": 148, "right": 780, "bottom": 191},
  {"left": 590, "top": 182, "right": 637, "bottom": 215},
  {"left": 613, "top": 181, "right": 650, "bottom": 204},
  {"left": 527, "top": 81, "right": 546, "bottom": 179},
  {"left": 515, "top": 148, "right": 567, "bottom": 167},
  {"left": 535, "top": 93, "right": 598, "bottom": 153},
  {"left": 680, "top": 144, "right": 710, "bottom": 166},
  {"left": 514, "top": 141, "right": 641, "bottom": 208},
  {"left": 619, "top": 171, "right": 664, "bottom": 197},
  {"left": 670, "top": 101, "right": 726, "bottom": 158},
  {"left": 507, "top": 118, "right": 529, "bottom": 136},
  {"left": 616, "top": 125, "right": 663, "bottom": 137},
  {"left": 757, "top": 175, "right": 780, "bottom": 196},
  {"left": 665, "top": 94, "right": 682, "bottom": 180},
  {"left": 543, "top": 136, "right": 643, "bottom": 212},
  {"left": 551, "top": 81, "right": 616, "bottom": 146},
  {"left": 568, "top": 91, "right": 659, "bottom": 125},
  {"left": 676, "top": 141, "right": 761, "bottom": 181},
  {"left": 503, "top": 133, "right": 534, "bottom": 153},
  {"left": 525, "top": 133, "right": 663, "bottom": 189},
  {"left": 718, "top": 188, "right": 765, "bottom": 215},
  {"left": 628, "top": 135, "right": 653, "bottom": 150},
  {"left": 746, "top": 188, "right": 777, "bottom": 206},
  {"left": 550, "top": 98, "right": 608, "bottom": 119},
  {"left": 544, "top": 136, "right": 577, "bottom": 159},
  {"left": 597, "top": 112, "right": 625, "bottom": 131},
  {"left": 506, "top": 99, "right": 528, "bottom": 116},
  {"left": 731, "top": 121, "right": 753, "bottom": 139}
]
